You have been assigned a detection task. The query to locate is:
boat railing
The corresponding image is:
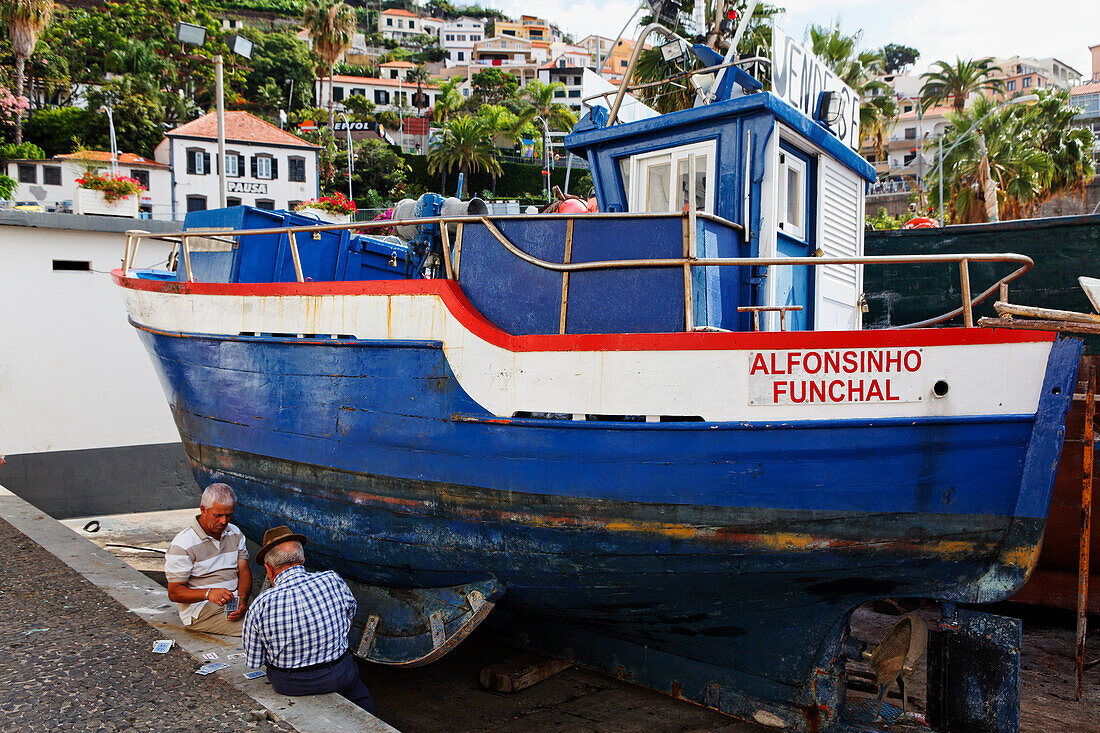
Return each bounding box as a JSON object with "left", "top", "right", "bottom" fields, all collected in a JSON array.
[{"left": 122, "top": 213, "right": 1033, "bottom": 331}]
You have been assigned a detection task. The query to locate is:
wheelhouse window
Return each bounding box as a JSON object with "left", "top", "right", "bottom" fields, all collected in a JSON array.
[
  {"left": 625, "top": 140, "right": 716, "bottom": 214},
  {"left": 778, "top": 151, "right": 807, "bottom": 241}
]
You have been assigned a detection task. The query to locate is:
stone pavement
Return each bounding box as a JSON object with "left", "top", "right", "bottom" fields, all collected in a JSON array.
[{"left": 0, "top": 516, "right": 294, "bottom": 733}]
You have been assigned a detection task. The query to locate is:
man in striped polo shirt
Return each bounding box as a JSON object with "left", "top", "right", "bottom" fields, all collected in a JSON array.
[{"left": 165, "top": 483, "right": 253, "bottom": 636}]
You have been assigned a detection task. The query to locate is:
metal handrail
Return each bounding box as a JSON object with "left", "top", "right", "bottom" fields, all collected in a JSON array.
[{"left": 122, "top": 212, "right": 1033, "bottom": 331}]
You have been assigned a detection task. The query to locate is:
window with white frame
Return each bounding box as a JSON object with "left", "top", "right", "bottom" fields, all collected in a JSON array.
[
  {"left": 777, "top": 150, "right": 807, "bottom": 241},
  {"left": 256, "top": 155, "right": 273, "bottom": 179},
  {"left": 225, "top": 152, "right": 239, "bottom": 177},
  {"left": 625, "top": 140, "right": 716, "bottom": 214}
]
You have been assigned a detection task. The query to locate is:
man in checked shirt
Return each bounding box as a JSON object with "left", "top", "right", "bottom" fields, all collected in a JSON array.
[{"left": 242, "top": 526, "right": 376, "bottom": 715}]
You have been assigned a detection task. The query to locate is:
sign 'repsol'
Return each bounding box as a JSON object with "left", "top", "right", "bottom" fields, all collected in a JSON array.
[{"left": 771, "top": 26, "right": 860, "bottom": 151}]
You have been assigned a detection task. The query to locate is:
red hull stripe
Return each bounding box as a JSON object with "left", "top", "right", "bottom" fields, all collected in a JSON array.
[{"left": 113, "top": 270, "right": 1057, "bottom": 353}]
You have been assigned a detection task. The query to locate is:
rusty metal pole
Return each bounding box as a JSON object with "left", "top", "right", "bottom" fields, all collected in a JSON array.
[{"left": 1077, "top": 361, "right": 1094, "bottom": 701}]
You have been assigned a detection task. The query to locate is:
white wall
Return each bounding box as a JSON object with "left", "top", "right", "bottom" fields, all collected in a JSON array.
[{"left": 0, "top": 221, "right": 180, "bottom": 454}]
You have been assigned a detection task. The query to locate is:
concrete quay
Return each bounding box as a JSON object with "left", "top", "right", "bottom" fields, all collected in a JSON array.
[{"left": 0, "top": 483, "right": 395, "bottom": 733}]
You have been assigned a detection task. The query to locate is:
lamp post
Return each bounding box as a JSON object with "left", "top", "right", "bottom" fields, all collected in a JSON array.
[
  {"left": 338, "top": 112, "right": 354, "bottom": 203},
  {"left": 175, "top": 23, "right": 253, "bottom": 209},
  {"left": 534, "top": 115, "right": 551, "bottom": 202},
  {"left": 103, "top": 106, "right": 118, "bottom": 175},
  {"left": 932, "top": 94, "right": 1038, "bottom": 226},
  {"left": 398, "top": 78, "right": 404, "bottom": 152}
]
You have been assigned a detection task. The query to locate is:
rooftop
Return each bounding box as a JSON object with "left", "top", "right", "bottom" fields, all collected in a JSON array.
[
  {"left": 380, "top": 61, "right": 416, "bottom": 68},
  {"left": 54, "top": 151, "right": 169, "bottom": 169},
  {"left": 380, "top": 8, "right": 418, "bottom": 17},
  {"left": 1070, "top": 81, "right": 1100, "bottom": 95},
  {"left": 167, "top": 111, "right": 318, "bottom": 148}
]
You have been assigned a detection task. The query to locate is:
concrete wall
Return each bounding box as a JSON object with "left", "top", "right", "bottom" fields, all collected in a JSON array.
[{"left": 0, "top": 211, "right": 198, "bottom": 516}]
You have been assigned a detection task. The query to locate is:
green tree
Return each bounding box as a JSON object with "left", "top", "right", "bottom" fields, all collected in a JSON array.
[
  {"left": 0, "top": 172, "right": 15, "bottom": 200},
  {"left": 520, "top": 80, "right": 577, "bottom": 132},
  {"left": 920, "top": 57, "right": 1002, "bottom": 113},
  {"left": 471, "top": 68, "right": 518, "bottom": 105},
  {"left": 246, "top": 31, "right": 318, "bottom": 116},
  {"left": 633, "top": 1, "right": 780, "bottom": 113},
  {"left": 302, "top": 0, "right": 356, "bottom": 131},
  {"left": 407, "top": 64, "right": 431, "bottom": 113},
  {"left": 927, "top": 90, "right": 1094, "bottom": 224},
  {"left": 427, "top": 115, "right": 501, "bottom": 198},
  {"left": 84, "top": 79, "right": 166, "bottom": 158},
  {"left": 882, "top": 43, "right": 920, "bottom": 74},
  {"left": 807, "top": 24, "right": 892, "bottom": 149},
  {"left": 348, "top": 138, "right": 409, "bottom": 196},
  {"left": 23, "top": 105, "right": 89, "bottom": 156},
  {"left": 432, "top": 76, "right": 465, "bottom": 124},
  {"left": 1, "top": 0, "right": 55, "bottom": 144}
]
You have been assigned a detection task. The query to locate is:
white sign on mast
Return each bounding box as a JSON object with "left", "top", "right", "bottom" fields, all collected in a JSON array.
[{"left": 770, "top": 26, "right": 860, "bottom": 151}]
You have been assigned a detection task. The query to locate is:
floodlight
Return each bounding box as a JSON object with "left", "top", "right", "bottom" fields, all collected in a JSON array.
[
  {"left": 815, "top": 91, "right": 843, "bottom": 127},
  {"left": 175, "top": 21, "right": 207, "bottom": 47},
  {"left": 659, "top": 39, "right": 686, "bottom": 63},
  {"left": 229, "top": 35, "right": 253, "bottom": 59}
]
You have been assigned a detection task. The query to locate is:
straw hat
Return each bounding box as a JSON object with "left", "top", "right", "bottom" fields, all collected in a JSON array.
[{"left": 255, "top": 526, "right": 307, "bottom": 565}]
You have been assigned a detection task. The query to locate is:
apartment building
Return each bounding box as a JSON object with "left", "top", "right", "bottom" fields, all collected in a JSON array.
[
  {"left": 1069, "top": 45, "right": 1100, "bottom": 167},
  {"left": 316, "top": 75, "right": 440, "bottom": 113},
  {"left": 493, "top": 15, "right": 561, "bottom": 44},
  {"left": 989, "top": 55, "right": 1082, "bottom": 98},
  {"left": 379, "top": 8, "right": 424, "bottom": 42},
  {"left": 441, "top": 17, "right": 485, "bottom": 65}
]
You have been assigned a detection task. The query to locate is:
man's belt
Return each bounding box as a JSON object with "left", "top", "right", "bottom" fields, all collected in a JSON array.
[{"left": 268, "top": 650, "right": 348, "bottom": 673}]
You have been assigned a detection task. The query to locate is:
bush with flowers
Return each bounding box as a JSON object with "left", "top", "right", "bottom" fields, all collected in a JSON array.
[
  {"left": 75, "top": 171, "right": 145, "bottom": 203},
  {"left": 295, "top": 191, "right": 358, "bottom": 216}
]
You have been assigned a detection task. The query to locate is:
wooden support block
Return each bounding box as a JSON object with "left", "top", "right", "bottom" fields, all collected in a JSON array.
[{"left": 479, "top": 652, "right": 572, "bottom": 693}]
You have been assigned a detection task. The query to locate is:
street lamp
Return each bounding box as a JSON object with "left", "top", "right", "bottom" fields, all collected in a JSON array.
[
  {"left": 337, "top": 112, "right": 354, "bottom": 204},
  {"left": 103, "top": 106, "right": 118, "bottom": 175},
  {"left": 931, "top": 94, "right": 1038, "bottom": 226},
  {"left": 176, "top": 22, "right": 253, "bottom": 208},
  {"left": 534, "top": 115, "right": 551, "bottom": 202}
]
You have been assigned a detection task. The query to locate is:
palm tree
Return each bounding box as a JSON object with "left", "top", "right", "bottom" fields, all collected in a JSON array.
[
  {"left": 404, "top": 64, "right": 431, "bottom": 114},
  {"left": 427, "top": 116, "right": 502, "bottom": 198},
  {"left": 919, "top": 57, "right": 1002, "bottom": 113},
  {"left": 2, "top": 0, "right": 54, "bottom": 145},
  {"left": 520, "top": 80, "right": 577, "bottom": 132},
  {"left": 432, "top": 76, "right": 464, "bottom": 124},
  {"left": 807, "top": 24, "right": 891, "bottom": 150},
  {"left": 302, "top": 0, "right": 356, "bottom": 131},
  {"left": 926, "top": 90, "right": 1093, "bottom": 223}
]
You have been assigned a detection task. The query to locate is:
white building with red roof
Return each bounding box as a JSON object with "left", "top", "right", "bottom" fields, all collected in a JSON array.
[
  {"left": 378, "top": 8, "right": 423, "bottom": 42},
  {"left": 155, "top": 111, "right": 320, "bottom": 217},
  {"left": 316, "top": 74, "right": 440, "bottom": 113},
  {"left": 3, "top": 150, "right": 171, "bottom": 217}
]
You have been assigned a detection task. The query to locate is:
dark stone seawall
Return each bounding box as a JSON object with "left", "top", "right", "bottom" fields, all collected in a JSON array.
[
  {"left": 0, "top": 443, "right": 197, "bottom": 519},
  {"left": 864, "top": 214, "right": 1100, "bottom": 351}
]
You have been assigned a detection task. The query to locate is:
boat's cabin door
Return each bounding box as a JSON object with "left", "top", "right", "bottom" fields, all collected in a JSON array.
[
  {"left": 626, "top": 140, "right": 716, "bottom": 214},
  {"left": 770, "top": 144, "right": 815, "bottom": 331}
]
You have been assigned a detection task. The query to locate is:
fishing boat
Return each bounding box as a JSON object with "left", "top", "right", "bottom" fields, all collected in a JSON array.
[{"left": 114, "top": 10, "right": 1080, "bottom": 731}]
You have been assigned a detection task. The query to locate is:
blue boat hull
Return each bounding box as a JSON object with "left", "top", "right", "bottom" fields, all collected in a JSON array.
[{"left": 131, "top": 323, "right": 1081, "bottom": 729}]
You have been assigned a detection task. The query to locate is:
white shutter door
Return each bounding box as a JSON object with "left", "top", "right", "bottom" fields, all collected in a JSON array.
[{"left": 815, "top": 158, "right": 863, "bottom": 330}]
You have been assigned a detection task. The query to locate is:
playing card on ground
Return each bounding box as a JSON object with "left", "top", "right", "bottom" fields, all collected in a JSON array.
[
  {"left": 196, "top": 662, "right": 230, "bottom": 675},
  {"left": 243, "top": 669, "right": 266, "bottom": 679},
  {"left": 227, "top": 652, "right": 245, "bottom": 660},
  {"left": 201, "top": 652, "right": 219, "bottom": 660},
  {"left": 152, "top": 640, "right": 174, "bottom": 654}
]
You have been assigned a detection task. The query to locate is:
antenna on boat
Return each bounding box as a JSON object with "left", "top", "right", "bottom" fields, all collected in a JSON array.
[{"left": 706, "top": 0, "right": 759, "bottom": 105}]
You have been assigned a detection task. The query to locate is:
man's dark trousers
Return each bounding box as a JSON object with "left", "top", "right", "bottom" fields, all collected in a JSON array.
[{"left": 266, "top": 652, "right": 375, "bottom": 715}]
